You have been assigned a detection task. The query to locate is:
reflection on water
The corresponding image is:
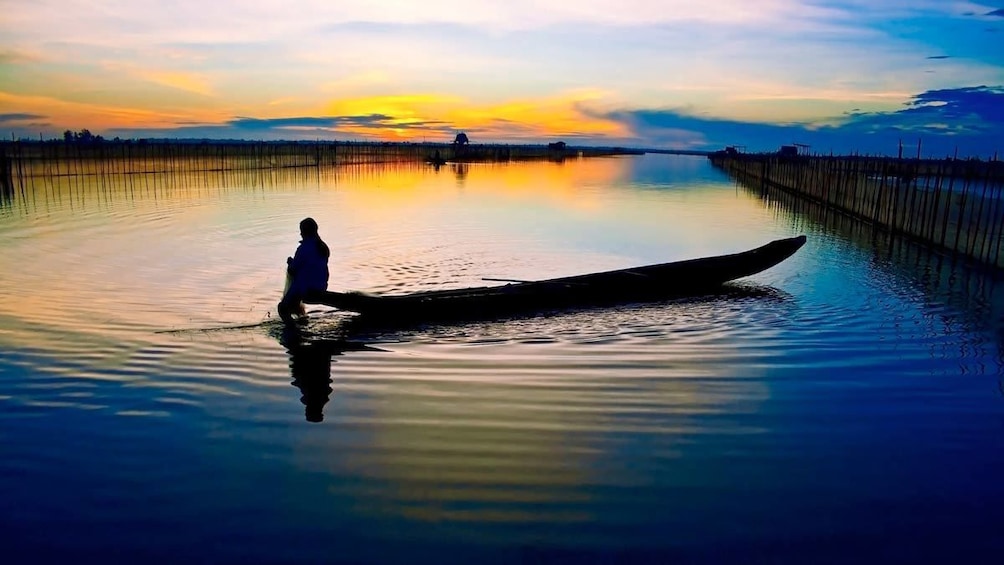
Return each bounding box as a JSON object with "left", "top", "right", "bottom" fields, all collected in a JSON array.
[
  {"left": 1, "top": 155, "right": 1004, "bottom": 562},
  {"left": 282, "top": 327, "right": 337, "bottom": 423},
  {"left": 277, "top": 324, "right": 383, "bottom": 422},
  {"left": 747, "top": 173, "right": 1004, "bottom": 350}
]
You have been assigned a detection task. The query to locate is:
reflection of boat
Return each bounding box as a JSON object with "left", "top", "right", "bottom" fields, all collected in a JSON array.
[{"left": 307, "top": 235, "right": 807, "bottom": 321}]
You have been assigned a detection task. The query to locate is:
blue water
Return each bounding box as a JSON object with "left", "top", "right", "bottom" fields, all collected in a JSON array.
[{"left": 1, "top": 155, "right": 1003, "bottom": 564}]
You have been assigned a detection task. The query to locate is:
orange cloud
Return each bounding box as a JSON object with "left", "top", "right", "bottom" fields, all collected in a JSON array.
[{"left": 0, "top": 91, "right": 217, "bottom": 129}]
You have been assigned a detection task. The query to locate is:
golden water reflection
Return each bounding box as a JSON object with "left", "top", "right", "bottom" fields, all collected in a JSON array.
[{"left": 279, "top": 303, "right": 773, "bottom": 528}]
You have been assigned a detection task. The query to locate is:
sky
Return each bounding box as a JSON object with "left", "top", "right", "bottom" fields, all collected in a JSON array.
[{"left": 1, "top": 0, "right": 1003, "bottom": 156}]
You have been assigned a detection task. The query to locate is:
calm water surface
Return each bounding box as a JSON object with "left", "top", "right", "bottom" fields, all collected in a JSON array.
[{"left": 1, "top": 155, "right": 1003, "bottom": 564}]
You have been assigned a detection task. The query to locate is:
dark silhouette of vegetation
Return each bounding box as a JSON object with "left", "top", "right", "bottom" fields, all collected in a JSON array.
[
  {"left": 63, "top": 129, "right": 105, "bottom": 144},
  {"left": 453, "top": 132, "right": 469, "bottom": 146}
]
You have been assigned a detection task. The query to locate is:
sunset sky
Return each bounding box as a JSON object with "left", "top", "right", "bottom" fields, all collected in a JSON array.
[{"left": 1, "top": 0, "right": 1003, "bottom": 155}]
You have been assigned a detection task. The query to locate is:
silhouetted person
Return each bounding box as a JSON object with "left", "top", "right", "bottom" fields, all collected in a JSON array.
[
  {"left": 279, "top": 217, "right": 330, "bottom": 324},
  {"left": 427, "top": 149, "right": 446, "bottom": 168}
]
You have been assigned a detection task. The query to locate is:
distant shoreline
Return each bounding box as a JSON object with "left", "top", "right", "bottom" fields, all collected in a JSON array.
[
  {"left": 0, "top": 138, "right": 714, "bottom": 157},
  {"left": 0, "top": 139, "right": 660, "bottom": 173}
]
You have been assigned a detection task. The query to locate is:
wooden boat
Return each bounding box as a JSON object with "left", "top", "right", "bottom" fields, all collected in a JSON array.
[{"left": 305, "top": 235, "right": 806, "bottom": 321}]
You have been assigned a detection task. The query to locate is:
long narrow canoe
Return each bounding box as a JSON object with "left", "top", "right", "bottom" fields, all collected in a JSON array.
[{"left": 306, "top": 235, "right": 806, "bottom": 320}]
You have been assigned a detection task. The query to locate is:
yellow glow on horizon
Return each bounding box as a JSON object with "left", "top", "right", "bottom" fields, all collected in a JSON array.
[
  {"left": 450, "top": 100, "right": 626, "bottom": 138},
  {"left": 326, "top": 94, "right": 464, "bottom": 119},
  {"left": 321, "top": 90, "right": 627, "bottom": 141}
]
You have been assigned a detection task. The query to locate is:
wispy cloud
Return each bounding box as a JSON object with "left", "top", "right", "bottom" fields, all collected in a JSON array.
[
  {"left": 0, "top": 113, "right": 46, "bottom": 123},
  {"left": 228, "top": 115, "right": 411, "bottom": 130},
  {"left": 0, "top": 49, "right": 42, "bottom": 65},
  {"left": 0, "top": 0, "right": 845, "bottom": 39},
  {"left": 134, "top": 70, "right": 215, "bottom": 97},
  {"left": 0, "top": 91, "right": 211, "bottom": 130}
]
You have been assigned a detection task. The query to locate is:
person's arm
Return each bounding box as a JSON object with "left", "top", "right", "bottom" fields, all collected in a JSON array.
[{"left": 288, "top": 243, "right": 305, "bottom": 275}]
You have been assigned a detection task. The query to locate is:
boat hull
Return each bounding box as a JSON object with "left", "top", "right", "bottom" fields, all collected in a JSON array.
[{"left": 306, "top": 235, "right": 807, "bottom": 321}]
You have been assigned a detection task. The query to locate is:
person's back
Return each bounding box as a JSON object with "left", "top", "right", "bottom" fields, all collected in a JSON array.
[{"left": 289, "top": 236, "right": 329, "bottom": 293}]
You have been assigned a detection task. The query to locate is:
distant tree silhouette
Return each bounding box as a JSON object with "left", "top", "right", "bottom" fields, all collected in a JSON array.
[
  {"left": 453, "top": 132, "right": 469, "bottom": 145},
  {"left": 63, "top": 128, "right": 104, "bottom": 144}
]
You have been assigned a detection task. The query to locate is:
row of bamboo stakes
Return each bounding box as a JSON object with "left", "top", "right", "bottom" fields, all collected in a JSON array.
[
  {"left": 709, "top": 153, "right": 1004, "bottom": 269},
  {"left": 0, "top": 139, "right": 625, "bottom": 186}
]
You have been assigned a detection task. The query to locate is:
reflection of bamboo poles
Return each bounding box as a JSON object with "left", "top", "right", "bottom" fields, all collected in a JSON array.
[
  {"left": 751, "top": 175, "right": 1003, "bottom": 345},
  {"left": 711, "top": 153, "right": 1004, "bottom": 269},
  {"left": 1, "top": 157, "right": 486, "bottom": 216},
  {"left": 0, "top": 146, "right": 12, "bottom": 197}
]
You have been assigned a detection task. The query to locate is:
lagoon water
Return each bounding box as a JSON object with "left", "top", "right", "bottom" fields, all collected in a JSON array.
[{"left": 1, "top": 155, "right": 1003, "bottom": 563}]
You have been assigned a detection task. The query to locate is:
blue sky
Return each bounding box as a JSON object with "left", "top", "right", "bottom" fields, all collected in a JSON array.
[{"left": 0, "top": 0, "right": 1002, "bottom": 156}]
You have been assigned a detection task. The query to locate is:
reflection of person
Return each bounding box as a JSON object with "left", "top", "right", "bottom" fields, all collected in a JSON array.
[
  {"left": 277, "top": 324, "right": 380, "bottom": 423},
  {"left": 281, "top": 326, "right": 333, "bottom": 423},
  {"left": 279, "top": 217, "right": 330, "bottom": 323},
  {"left": 290, "top": 348, "right": 334, "bottom": 423}
]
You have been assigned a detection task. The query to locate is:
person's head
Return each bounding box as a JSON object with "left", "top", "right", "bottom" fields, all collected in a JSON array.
[{"left": 299, "top": 217, "right": 319, "bottom": 239}]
